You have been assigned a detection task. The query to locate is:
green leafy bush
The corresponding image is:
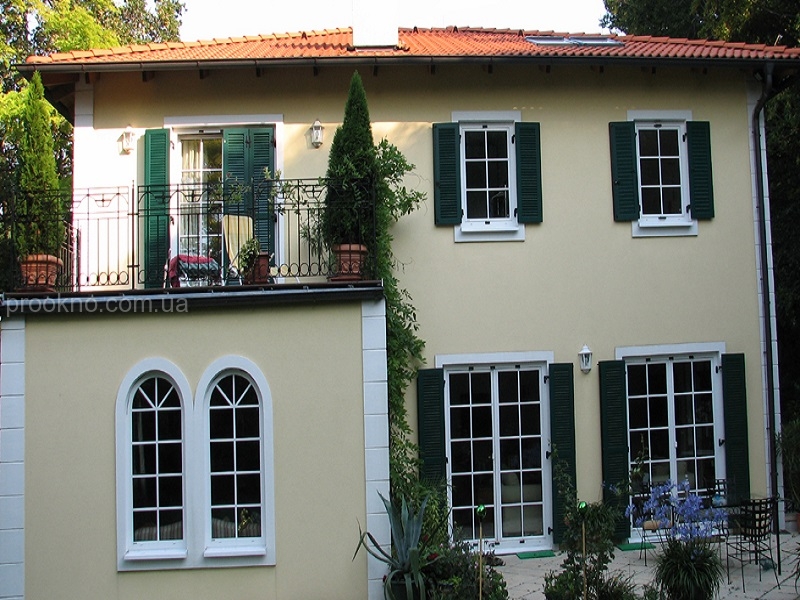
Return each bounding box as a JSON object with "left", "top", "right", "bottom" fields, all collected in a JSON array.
[{"left": 423, "top": 540, "right": 508, "bottom": 600}]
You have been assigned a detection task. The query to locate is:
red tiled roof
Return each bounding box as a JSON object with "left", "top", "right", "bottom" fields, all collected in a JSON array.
[{"left": 24, "top": 26, "right": 800, "bottom": 68}]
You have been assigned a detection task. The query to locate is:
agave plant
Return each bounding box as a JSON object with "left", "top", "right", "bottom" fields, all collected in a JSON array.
[{"left": 354, "top": 492, "right": 437, "bottom": 600}]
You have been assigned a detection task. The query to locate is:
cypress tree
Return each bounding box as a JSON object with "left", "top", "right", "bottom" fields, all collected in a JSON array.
[
  {"left": 17, "top": 70, "right": 62, "bottom": 256},
  {"left": 16, "top": 72, "right": 63, "bottom": 256},
  {"left": 322, "top": 71, "right": 377, "bottom": 250}
]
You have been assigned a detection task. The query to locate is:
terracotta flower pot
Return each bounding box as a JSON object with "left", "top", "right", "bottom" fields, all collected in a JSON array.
[
  {"left": 329, "top": 243, "right": 368, "bottom": 281},
  {"left": 19, "top": 253, "right": 63, "bottom": 291}
]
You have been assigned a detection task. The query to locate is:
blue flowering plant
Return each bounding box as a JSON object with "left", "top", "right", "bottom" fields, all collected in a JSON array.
[{"left": 628, "top": 479, "right": 726, "bottom": 600}]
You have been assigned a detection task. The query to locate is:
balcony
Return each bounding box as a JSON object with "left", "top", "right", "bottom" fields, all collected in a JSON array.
[{"left": 0, "top": 178, "right": 377, "bottom": 296}]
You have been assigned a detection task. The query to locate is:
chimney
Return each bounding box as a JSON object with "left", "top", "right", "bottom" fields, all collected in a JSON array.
[{"left": 352, "top": 0, "right": 398, "bottom": 48}]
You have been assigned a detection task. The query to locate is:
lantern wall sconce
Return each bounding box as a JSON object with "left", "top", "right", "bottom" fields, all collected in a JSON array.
[
  {"left": 311, "top": 119, "right": 324, "bottom": 148},
  {"left": 578, "top": 345, "right": 593, "bottom": 373},
  {"left": 121, "top": 126, "right": 135, "bottom": 154}
]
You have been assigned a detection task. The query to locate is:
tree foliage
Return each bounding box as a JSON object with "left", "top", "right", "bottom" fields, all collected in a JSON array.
[
  {"left": 0, "top": 0, "right": 185, "bottom": 199},
  {"left": 600, "top": 0, "right": 800, "bottom": 421}
]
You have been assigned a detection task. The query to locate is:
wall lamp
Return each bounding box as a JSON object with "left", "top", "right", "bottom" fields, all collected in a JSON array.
[
  {"left": 121, "top": 126, "right": 135, "bottom": 154},
  {"left": 311, "top": 119, "right": 324, "bottom": 148},
  {"left": 579, "top": 345, "right": 593, "bottom": 374}
]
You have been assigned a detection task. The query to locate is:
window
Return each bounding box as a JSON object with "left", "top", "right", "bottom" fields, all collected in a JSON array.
[
  {"left": 131, "top": 376, "right": 184, "bottom": 543},
  {"left": 433, "top": 113, "right": 542, "bottom": 242},
  {"left": 116, "top": 359, "right": 191, "bottom": 563},
  {"left": 609, "top": 115, "right": 714, "bottom": 237},
  {"left": 418, "top": 352, "right": 575, "bottom": 554},
  {"left": 116, "top": 357, "right": 275, "bottom": 570},
  {"left": 206, "top": 372, "right": 264, "bottom": 553}
]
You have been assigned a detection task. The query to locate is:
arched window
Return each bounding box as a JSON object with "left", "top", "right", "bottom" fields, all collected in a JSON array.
[
  {"left": 116, "top": 359, "right": 192, "bottom": 565},
  {"left": 208, "top": 372, "right": 262, "bottom": 539}
]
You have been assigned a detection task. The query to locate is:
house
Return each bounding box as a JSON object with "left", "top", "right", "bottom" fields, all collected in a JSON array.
[{"left": 1, "top": 22, "right": 799, "bottom": 600}]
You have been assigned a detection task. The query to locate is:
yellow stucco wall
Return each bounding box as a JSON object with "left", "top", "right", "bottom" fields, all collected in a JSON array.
[
  {"left": 22, "top": 302, "right": 369, "bottom": 600},
  {"left": 74, "top": 61, "right": 767, "bottom": 514}
]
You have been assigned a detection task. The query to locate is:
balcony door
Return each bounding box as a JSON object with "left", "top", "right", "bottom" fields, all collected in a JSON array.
[{"left": 142, "top": 126, "right": 275, "bottom": 288}]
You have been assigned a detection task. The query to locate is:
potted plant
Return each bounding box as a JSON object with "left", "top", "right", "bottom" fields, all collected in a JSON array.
[
  {"left": 321, "top": 71, "right": 376, "bottom": 281},
  {"left": 354, "top": 492, "right": 438, "bottom": 600},
  {"left": 641, "top": 480, "right": 725, "bottom": 600},
  {"left": 237, "top": 237, "right": 271, "bottom": 284},
  {"left": 15, "top": 71, "right": 64, "bottom": 291},
  {"left": 776, "top": 418, "right": 800, "bottom": 527}
]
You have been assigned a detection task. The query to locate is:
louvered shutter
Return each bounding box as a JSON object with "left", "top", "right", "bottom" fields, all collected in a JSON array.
[
  {"left": 143, "top": 128, "right": 170, "bottom": 288},
  {"left": 599, "top": 360, "right": 631, "bottom": 541},
  {"left": 417, "top": 368, "right": 446, "bottom": 484},
  {"left": 687, "top": 121, "right": 714, "bottom": 220},
  {"left": 515, "top": 122, "right": 543, "bottom": 224},
  {"left": 432, "top": 123, "right": 462, "bottom": 225},
  {"left": 609, "top": 122, "right": 639, "bottom": 222},
  {"left": 251, "top": 128, "right": 275, "bottom": 257},
  {"left": 222, "top": 128, "right": 250, "bottom": 216},
  {"left": 722, "top": 353, "right": 750, "bottom": 503},
  {"left": 549, "top": 363, "right": 575, "bottom": 545}
]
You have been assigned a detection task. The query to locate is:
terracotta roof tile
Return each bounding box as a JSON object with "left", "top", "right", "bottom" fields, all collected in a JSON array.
[{"left": 24, "top": 26, "right": 800, "bottom": 67}]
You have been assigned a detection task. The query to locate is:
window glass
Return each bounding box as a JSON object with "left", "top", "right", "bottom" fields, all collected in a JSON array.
[
  {"left": 209, "top": 373, "right": 262, "bottom": 539},
  {"left": 131, "top": 376, "right": 184, "bottom": 542},
  {"left": 626, "top": 358, "right": 719, "bottom": 492},
  {"left": 179, "top": 135, "right": 223, "bottom": 265}
]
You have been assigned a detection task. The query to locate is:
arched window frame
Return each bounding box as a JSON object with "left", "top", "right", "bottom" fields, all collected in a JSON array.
[
  {"left": 115, "top": 358, "right": 193, "bottom": 567},
  {"left": 195, "top": 356, "right": 276, "bottom": 564}
]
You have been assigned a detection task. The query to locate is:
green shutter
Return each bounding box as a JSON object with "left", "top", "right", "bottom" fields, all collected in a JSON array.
[
  {"left": 251, "top": 128, "right": 275, "bottom": 257},
  {"left": 549, "top": 363, "right": 575, "bottom": 545},
  {"left": 722, "top": 353, "right": 750, "bottom": 503},
  {"left": 223, "top": 128, "right": 250, "bottom": 216},
  {"left": 599, "top": 360, "right": 631, "bottom": 541},
  {"left": 417, "top": 368, "right": 446, "bottom": 484},
  {"left": 515, "top": 122, "right": 543, "bottom": 224},
  {"left": 223, "top": 127, "right": 275, "bottom": 257},
  {"left": 143, "top": 128, "right": 170, "bottom": 288},
  {"left": 609, "top": 122, "right": 639, "bottom": 222},
  {"left": 687, "top": 121, "right": 715, "bottom": 220},
  {"left": 433, "top": 123, "right": 462, "bottom": 225}
]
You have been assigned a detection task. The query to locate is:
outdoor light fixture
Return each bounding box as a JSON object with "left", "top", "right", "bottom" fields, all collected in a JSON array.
[
  {"left": 121, "top": 126, "right": 135, "bottom": 154},
  {"left": 579, "top": 345, "right": 593, "bottom": 373},
  {"left": 311, "top": 119, "right": 324, "bottom": 148}
]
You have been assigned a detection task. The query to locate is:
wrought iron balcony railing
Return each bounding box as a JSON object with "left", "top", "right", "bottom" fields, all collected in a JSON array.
[{"left": 0, "top": 178, "right": 376, "bottom": 294}]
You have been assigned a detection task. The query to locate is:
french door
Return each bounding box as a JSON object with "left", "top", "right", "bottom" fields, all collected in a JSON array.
[{"left": 446, "top": 365, "right": 550, "bottom": 552}]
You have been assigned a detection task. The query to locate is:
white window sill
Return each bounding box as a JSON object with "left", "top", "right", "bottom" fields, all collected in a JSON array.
[
  {"left": 124, "top": 547, "right": 188, "bottom": 561},
  {"left": 455, "top": 224, "right": 525, "bottom": 243},
  {"left": 204, "top": 544, "right": 267, "bottom": 558},
  {"left": 632, "top": 219, "right": 697, "bottom": 238}
]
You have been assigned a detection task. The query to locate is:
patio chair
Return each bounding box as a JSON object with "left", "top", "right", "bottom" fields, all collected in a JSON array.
[{"left": 725, "top": 497, "right": 780, "bottom": 593}]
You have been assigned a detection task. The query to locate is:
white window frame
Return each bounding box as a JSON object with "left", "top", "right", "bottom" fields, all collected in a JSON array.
[
  {"left": 197, "top": 356, "right": 276, "bottom": 561},
  {"left": 627, "top": 110, "right": 698, "bottom": 238},
  {"left": 115, "top": 356, "right": 276, "bottom": 570},
  {"left": 452, "top": 111, "right": 525, "bottom": 243},
  {"left": 115, "top": 358, "right": 193, "bottom": 566},
  {"left": 435, "top": 351, "right": 553, "bottom": 554}
]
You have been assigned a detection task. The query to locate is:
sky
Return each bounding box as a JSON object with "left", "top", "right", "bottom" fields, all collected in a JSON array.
[{"left": 179, "top": 0, "right": 611, "bottom": 42}]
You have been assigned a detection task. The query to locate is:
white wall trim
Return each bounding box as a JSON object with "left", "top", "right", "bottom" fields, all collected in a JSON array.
[
  {"left": 435, "top": 351, "right": 554, "bottom": 369},
  {"left": 0, "top": 317, "right": 26, "bottom": 600},
  {"left": 615, "top": 341, "right": 726, "bottom": 360},
  {"left": 361, "top": 299, "right": 389, "bottom": 600}
]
